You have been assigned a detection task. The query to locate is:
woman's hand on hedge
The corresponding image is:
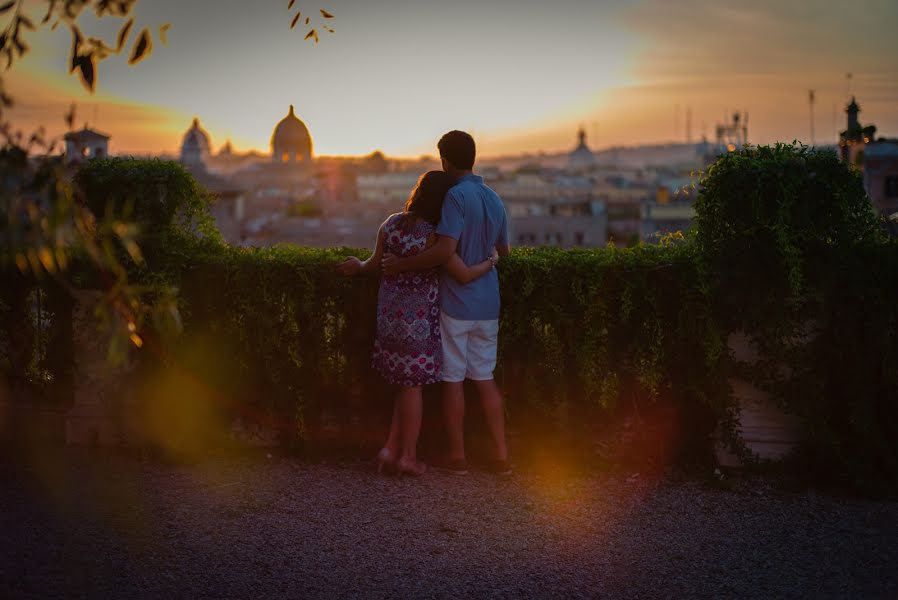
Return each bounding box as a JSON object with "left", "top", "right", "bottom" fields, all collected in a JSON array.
[{"left": 336, "top": 257, "right": 363, "bottom": 277}]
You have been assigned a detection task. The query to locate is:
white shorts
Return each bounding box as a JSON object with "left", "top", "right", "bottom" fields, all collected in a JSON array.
[{"left": 440, "top": 310, "right": 499, "bottom": 382}]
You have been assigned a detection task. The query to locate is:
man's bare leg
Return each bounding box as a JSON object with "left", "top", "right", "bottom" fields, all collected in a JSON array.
[
  {"left": 442, "top": 381, "right": 466, "bottom": 461},
  {"left": 473, "top": 379, "right": 508, "bottom": 461}
]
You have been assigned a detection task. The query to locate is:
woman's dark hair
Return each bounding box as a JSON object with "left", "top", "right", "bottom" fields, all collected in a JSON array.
[
  {"left": 404, "top": 170, "right": 455, "bottom": 225},
  {"left": 438, "top": 130, "right": 476, "bottom": 171}
]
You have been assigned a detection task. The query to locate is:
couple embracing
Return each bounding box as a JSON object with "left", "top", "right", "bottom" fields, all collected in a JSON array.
[{"left": 337, "top": 130, "right": 511, "bottom": 477}]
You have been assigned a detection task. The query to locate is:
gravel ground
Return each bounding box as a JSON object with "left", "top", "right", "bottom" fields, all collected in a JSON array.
[{"left": 1, "top": 449, "right": 896, "bottom": 599}]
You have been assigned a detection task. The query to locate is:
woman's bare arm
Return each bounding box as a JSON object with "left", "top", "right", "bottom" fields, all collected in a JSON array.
[
  {"left": 358, "top": 223, "right": 387, "bottom": 275},
  {"left": 444, "top": 250, "right": 498, "bottom": 284},
  {"left": 336, "top": 222, "right": 386, "bottom": 277}
]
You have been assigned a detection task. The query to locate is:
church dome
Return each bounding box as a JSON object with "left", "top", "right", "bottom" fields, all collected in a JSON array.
[
  {"left": 271, "top": 104, "right": 313, "bottom": 163},
  {"left": 568, "top": 127, "right": 595, "bottom": 171},
  {"left": 180, "top": 118, "right": 211, "bottom": 166}
]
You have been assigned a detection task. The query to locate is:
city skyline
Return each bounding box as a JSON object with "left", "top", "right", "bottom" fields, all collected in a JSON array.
[{"left": 7, "top": 0, "right": 898, "bottom": 157}]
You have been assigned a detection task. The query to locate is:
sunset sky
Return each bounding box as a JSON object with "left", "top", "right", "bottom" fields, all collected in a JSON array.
[{"left": 7, "top": 0, "right": 898, "bottom": 157}]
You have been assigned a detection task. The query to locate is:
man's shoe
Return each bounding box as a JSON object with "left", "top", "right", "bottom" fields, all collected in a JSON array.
[
  {"left": 431, "top": 456, "right": 468, "bottom": 476},
  {"left": 485, "top": 459, "right": 513, "bottom": 476}
]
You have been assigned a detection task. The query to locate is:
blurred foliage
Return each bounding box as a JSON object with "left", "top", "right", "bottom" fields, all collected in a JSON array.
[
  {"left": 0, "top": 0, "right": 332, "bottom": 383},
  {"left": 0, "top": 0, "right": 332, "bottom": 93}
]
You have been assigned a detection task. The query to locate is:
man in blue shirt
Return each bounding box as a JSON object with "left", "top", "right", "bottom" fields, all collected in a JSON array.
[{"left": 382, "top": 130, "right": 511, "bottom": 475}]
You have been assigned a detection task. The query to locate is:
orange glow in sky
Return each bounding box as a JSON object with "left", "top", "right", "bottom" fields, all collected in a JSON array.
[{"left": 7, "top": 0, "right": 898, "bottom": 158}]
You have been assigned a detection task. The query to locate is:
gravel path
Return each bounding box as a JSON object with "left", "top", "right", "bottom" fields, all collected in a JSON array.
[{"left": 1, "top": 450, "right": 896, "bottom": 599}]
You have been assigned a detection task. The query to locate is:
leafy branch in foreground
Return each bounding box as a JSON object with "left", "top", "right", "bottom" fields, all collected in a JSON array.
[{"left": 288, "top": 2, "right": 335, "bottom": 43}]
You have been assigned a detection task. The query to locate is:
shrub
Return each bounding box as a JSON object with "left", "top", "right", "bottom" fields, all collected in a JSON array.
[
  {"left": 75, "top": 158, "right": 222, "bottom": 261},
  {"left": 693, "top": 144, "right": 898, "bottom": 491},
  {"left": 693, "top": 143, "right": 880, "bottom": 330}
]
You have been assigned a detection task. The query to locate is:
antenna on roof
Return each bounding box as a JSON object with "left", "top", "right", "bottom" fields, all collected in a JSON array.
[
  {"left": 674, "top": 103, "right": 680, "bottom": 142},
  {"left": 808, "top": 90, "right": 816, "bottom": 146}
]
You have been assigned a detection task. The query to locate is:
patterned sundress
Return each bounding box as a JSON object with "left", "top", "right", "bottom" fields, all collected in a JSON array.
[{"left": 372, "top": 213, "right": 442, "bottom": 387}]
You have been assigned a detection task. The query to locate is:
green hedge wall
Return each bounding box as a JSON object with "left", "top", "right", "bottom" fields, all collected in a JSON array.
[
  {"left": 158, "top": 241, "right": 730, "bottom": 461},
  {"left": 7, "top": 148, "right": 896, "bottom": 492}
]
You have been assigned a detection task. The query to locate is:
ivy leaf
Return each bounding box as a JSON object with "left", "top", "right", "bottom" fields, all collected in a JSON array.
[
  {"left": 290, "top": 11, "right": 301, "bottom": 29},
  {"left": 128, "top": 28, "right": 152, "bottom": 65},
  {"left": 320, "top": 9, "right": 334, "bottom": 18},
  {"left": 116, "top": 18, "right": 133, "bottom": 52},
  {"left": 304, "top": 28, "right": 318, "bottom": 43},
  {"left": 0, "top": 2, "right": 15, "bottom": 15},
  {"left": 159, "top": 23, "right": 170, "bottom": 46}
]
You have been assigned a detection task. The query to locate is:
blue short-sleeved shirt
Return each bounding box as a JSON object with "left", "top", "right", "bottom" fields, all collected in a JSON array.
[{"left": 436, "top": 174, "right": 509, "bottom": 320}]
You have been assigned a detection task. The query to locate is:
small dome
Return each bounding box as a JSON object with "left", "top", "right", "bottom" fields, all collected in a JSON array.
[
  {"left": 568, "top": 127, "right": 595, "bottom": 170},
  {"left": 181, "top": 118, "right": 211, "bottom": 166},
  {"left": 271, "top": 105, "right": 313, "bottom": 163}
]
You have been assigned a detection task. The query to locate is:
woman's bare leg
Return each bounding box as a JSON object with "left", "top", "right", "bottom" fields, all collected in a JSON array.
[
  {"left": 396, "top": 385, "right": 424, "bottom": 470},
  {"left": 383, "top": 399, "right": 401, "bottom": 458}
]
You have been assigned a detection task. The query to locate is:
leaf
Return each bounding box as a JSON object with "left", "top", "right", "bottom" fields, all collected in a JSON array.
[
  {"left": 18, "top": 15, "right": 35, "bottom": 31},
  {"left": 69, "top": 26, "right": 83, "bottom": 73},
  {"left": 77, "top": 53, "right": 96, "bottom": 92},
  {"left": 288, "top": 0, "right": 295, "bottom": 8},
  {"left": 290, "top": 11, "right": 301, "bottom": 29},
  {"left": 0, "top": 2, "right": 15, "bottom": 15},
  {"left": 159, "top": 23, "right": 170, "bottom": 46},
  {"left": 64, "top": 103, "right": 76, "bottom": 129},
  {"left": 304, "top": 28, "right": 318, "bottom": 43},
  {"left": 128, "top": 28, "right": 152, "bottom": 65},
  {"left": 305, "top": 16, "right": 309, "bottom": 25},
  {"left": 42, "top": 0, "right": 59, "bottom": 23},
  {"left": 320, "top": 9, "right": 334, "bottom": 18},
  {"left": 116, "top": 18, "right": 133, "bottom": 52}
]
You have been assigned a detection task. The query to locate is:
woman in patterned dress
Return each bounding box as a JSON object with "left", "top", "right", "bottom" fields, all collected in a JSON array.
[{"left": 337, "top": 171, "right": 497, "bottom": 476}]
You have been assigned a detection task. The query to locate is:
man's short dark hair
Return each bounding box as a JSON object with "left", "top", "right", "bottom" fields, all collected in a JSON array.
[{"left": 438, "top": 130, "right": 476, "bottom": 171}]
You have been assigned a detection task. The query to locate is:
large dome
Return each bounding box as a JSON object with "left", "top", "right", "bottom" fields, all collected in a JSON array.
[
  {"left": 271, "top": 105, "right": 313, "bottom": 163},
  {"left": 180, "top": 118, "right": 211, "bottom": 167}
]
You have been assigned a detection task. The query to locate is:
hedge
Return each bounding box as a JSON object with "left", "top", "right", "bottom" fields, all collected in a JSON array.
[{"left": 4, "top": 148, "right": 898, "bottom": 492}]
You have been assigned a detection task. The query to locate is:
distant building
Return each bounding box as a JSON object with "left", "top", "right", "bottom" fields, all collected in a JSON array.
[
  {"left": 836, "top": 96, "right": 898, "bottom": 224},
  {"left": 271, "top": 105, "right": 313, "bottom": 163},
  {"left": 64, "top": 127, "right": 109, "bottom": 164},
  {"left": 715, "top": 112, "right": 749, "bottom": 152},
  {"left": 357, "top": 172, "right": 420, "bottom": 207},
  {"left": 492, "top": 172, "right": 606, "bottom": 248},
  {"left": 180, "top": 118, "right": 212, "bottom": 168},
  {"left": 838, "top": 97, "right": 875, "bottom": 167},
  {"left": 863, "top": 141, "right": 898, "bottom": 219},
  {"left": 568, "top": 127, "right": 596, "bottom": 171}
]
